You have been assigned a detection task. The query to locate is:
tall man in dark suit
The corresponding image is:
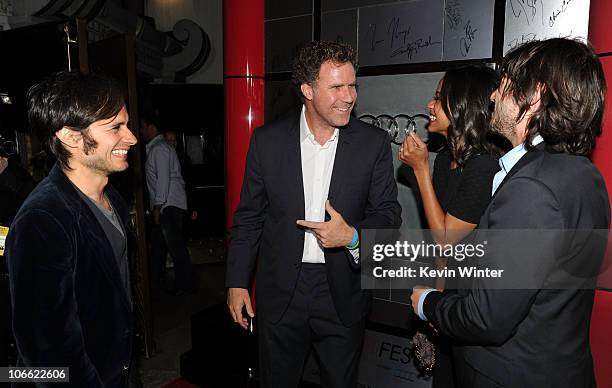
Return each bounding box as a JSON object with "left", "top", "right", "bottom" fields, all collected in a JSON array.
[
  {"left": 226, "top": 41, "right": 401, "bottom": 387},
  {"left": 412, "top": 38, "right": 610, "bottom": 387},
  {"left": 7, "top": 71, "right": 138, "bottom": 387}
]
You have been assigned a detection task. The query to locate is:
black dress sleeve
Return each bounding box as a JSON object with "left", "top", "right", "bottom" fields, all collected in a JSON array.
[
  {"left": 432, "top": 149, "right": 451, "bottom": 212},
  {"left": 446, "top": 154, "right": 500, "bottom": 224}
]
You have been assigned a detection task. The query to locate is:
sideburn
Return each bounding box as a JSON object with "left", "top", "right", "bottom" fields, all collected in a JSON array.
[{"left": 81, "top": 130, "right": 99, "bottom": 155}]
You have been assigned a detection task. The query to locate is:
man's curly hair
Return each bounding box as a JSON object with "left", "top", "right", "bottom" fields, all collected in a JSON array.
[{"left": 292, "top": 41, "right": 358, "bottom": 89}]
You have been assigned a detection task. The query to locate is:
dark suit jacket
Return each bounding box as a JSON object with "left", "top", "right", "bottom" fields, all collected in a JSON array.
[
  {"left": 7, "top": 164, "right": 133, "bottom": 387},
  {"left": 424, "top": 149, "right": 610, "bottom": 387},
  {"left": 225, "top": 113, "right": 401, "bottom": 326}
]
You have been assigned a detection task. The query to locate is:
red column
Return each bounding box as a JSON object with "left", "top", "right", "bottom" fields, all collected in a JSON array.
[
  {"left": 223, "top": 0, "right": 265, "bottom": 235},
  {"left": 588, "top": 2, "right": 612, "bottom": 387}
]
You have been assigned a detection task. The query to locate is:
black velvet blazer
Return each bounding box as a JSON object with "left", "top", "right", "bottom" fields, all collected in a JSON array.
[{"left": 7, "top": 164, "right": 133, "bottom": 387}]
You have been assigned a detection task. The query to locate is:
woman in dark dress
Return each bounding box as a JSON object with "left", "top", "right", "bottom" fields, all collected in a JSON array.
[{"left": 398, "top": 65, "right": 502, "bottom": 387}]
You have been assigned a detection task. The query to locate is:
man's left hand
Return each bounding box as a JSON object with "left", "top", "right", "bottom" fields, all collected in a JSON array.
[
  {"left": 296, "top": 200, "right": 354, "bottom": 248},
  {"left": 152, "top": 206, "right": 161, "bottom": 225}
]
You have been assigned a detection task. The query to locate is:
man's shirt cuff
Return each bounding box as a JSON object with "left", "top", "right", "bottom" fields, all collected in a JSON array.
[{"left": 417, "top": 288, "right": 437, "bottom": 321}]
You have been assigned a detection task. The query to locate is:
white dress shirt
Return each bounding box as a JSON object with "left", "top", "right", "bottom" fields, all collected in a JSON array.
[
  {"left": 491, "top": 134, "right": 544, "bottom": 195},
  {"left": 300, "top": 106, "right": 339, "bottom": 263}
]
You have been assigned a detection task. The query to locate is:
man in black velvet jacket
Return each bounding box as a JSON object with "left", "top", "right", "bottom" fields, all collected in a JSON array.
[{"left": 6, "top": 71, "right": 138, "bottom": 387}]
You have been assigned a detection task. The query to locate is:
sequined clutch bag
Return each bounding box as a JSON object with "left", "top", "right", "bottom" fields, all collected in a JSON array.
[{"left": 411, "top": 331, "right": 436, "bottom": 374}]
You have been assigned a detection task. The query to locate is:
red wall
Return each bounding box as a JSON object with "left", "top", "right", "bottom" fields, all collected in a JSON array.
[{"left": 589, "top": 1, "right": 612, "bottom": 386}]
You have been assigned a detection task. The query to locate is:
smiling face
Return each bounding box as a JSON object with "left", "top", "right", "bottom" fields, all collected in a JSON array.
[
  {"left": 426, "top": 78, "right": 450, "bottom": 137},
  {"left": 301, "top": 60, "right": 357, "bottom": 131},
  {"left": 76, "top": 106, "right": 137, "bottom": 175}
]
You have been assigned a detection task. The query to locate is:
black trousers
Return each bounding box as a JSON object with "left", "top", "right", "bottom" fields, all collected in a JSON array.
[
  {"left": 151, "top": 206, "right": 194, "bottom": 291},
  {"left": 258, "top": 263, "right": 365, "bottom": 388}
]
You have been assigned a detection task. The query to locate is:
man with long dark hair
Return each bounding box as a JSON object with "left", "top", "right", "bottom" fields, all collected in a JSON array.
[
  {"left": 226, "top": 41, "right": 401, "bottom": 387},
  {"left": 7, "top": 71, "right": 137, "bottom": 387},
  {"left": 412, "top": 38, "right": 610, "bottom": 387}
]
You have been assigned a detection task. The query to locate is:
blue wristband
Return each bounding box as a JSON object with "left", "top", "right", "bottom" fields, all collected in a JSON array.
[{"left": 347, "top": 228, "right": 358, "bottom": 249}]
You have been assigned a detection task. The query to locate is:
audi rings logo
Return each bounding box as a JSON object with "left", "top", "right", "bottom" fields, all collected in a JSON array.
[{"left": 359, "top": 114, "right": 430, "bottom": 145}]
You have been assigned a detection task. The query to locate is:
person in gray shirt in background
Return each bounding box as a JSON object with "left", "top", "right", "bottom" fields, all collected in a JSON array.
[{"left": 140, "top": 113, "right": 195, "bottom": 295}]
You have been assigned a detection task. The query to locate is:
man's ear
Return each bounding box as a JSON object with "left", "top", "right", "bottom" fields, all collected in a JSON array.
[
  {"left": 56, "top": 127, "right": 82, "bottom": 149},
  {"left": 300, "top": 83, "right": 314, "bottom": 101},
  {"left": 529, "top": 83, "right": 545, "bottom": 111}
]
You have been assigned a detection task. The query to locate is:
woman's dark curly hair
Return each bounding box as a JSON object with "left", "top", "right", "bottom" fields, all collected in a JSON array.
[
  {"left": 499, "top": 38, "right": 605, "bottom": 156},
  {"left": 440, "top": 64, "right": 501, "bottom": 167},
  {"left": 292, "top": 41, "right": 358, "bottom": 94}
]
